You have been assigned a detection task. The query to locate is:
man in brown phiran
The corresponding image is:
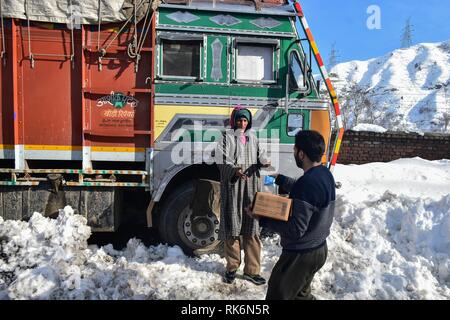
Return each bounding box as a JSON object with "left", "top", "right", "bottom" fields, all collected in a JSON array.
[{"left": 215, "top": 106, "right": 270, "bottom": 285}]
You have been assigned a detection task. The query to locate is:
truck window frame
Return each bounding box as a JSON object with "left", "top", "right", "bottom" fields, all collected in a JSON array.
[
  {"left": 157, "top": 32, "right": 206, "bottom": 81},
  {"left": 288, "top": 49, "right": 311, "bottom": 94},
  {"left": 232, "top": 37, "right": 280, "bottom": 85},
  {"left": 286, "top": 112, "right": 305, "bottom": 137}
]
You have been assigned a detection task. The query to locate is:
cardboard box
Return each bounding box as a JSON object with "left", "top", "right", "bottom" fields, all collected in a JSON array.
[{"left": 252, "top": 192, "right": 292, "bottom": 221}]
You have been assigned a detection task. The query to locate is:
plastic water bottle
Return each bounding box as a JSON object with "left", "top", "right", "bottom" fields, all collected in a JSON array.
[
  {"left": 262, "top": 175, "right": 277, "bottom": 193},
  {"left": 264, "top": 175, "right": 276, "bottom": 186}
]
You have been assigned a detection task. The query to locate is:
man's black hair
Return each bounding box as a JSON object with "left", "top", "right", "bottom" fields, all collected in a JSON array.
[{"left": 295, "top": 130, "right": 325, "bottom": 162}]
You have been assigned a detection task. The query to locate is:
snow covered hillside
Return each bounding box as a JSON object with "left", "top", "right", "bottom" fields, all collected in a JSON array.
[
  {"left": 0, "top": 158, "right": 449, "bottom": 300},
  {"left": 330, "top": 41, "right": 450, "bottom": 133}
]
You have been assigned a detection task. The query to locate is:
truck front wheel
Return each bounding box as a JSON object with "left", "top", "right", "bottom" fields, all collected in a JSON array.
[{"left": 158, "top": 180, "right": 221, "bottom": 255}]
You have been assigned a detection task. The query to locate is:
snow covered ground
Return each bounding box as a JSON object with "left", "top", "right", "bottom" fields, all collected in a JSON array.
[{"left": 0, "top": 158, "right": 449, "bottom": 300}]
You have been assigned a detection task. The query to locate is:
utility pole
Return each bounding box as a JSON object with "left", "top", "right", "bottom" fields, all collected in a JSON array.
[
  {"left": 328, "top": 42, "right": 339, "bottom": 69},
  {"left": 401, "top": 18, "right": 413, "bottom": 48}
]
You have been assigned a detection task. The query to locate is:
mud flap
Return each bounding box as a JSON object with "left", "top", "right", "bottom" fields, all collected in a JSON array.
[{"left": 190, "top": 179, "right": 221, "bottom": 221}]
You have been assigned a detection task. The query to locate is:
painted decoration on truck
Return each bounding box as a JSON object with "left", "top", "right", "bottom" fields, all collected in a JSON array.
[
  {"left": 210, "top": 15, "right": 241, "bottom": 27},
  {"left": 97, "top": 92, "right": 139, "bottom": 109},
  {"left": 250, "top": 17, "right": 282, "bottom": 29},
  {"left": 210, "top": 39, "right": 223, "bottom": 82},
  {"left": 92, "top": 92, "right": 139, "bottom": 136},
  {"left": 167, "top": 11, "right": 200, "bottom": 23}
]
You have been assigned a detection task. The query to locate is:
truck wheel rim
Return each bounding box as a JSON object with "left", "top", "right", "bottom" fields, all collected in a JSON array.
[{"left": 182, "top": 208, "right": 220, "bottom": 247}]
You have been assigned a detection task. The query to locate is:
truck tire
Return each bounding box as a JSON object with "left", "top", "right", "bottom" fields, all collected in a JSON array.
[{"left": 158, "top": 180, "right": 221, "bottom": 255}]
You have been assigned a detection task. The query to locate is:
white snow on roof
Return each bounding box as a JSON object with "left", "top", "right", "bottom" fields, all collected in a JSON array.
[{"left": 0, "top": 158, "right": 449, "bottom": 300}]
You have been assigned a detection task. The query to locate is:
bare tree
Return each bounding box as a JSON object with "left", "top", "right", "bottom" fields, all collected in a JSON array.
[
  {"left": 339, "top": 83, "right": 375, "bottom": 129},
  {"left": 441, "top": 112, "right": 450, "bottom": 132},
  {"left": 441, "top": 85, "right": 450, "bottom": 132}
]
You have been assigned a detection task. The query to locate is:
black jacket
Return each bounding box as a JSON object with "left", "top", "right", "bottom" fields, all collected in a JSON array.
[{"left": 260, "top": 165, "right": 336, "bottom": 252}]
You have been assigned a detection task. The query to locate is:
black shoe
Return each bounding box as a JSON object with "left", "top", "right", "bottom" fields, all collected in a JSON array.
[
  {"left": 243, "top": 273, "right": 266, "bottom": 286},
  {"left": 223, "top": 270, "right": 237, "bottom": 284}
]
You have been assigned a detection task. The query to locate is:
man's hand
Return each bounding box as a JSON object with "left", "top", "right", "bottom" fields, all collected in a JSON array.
[
  {"left": 261, "top": 160, "right": 271, "bottom": 168},
  {"left": 245, "top": 205, "right": 258, "bottom": 219},
  {"left": 235, "top": 168, "right": 247, "bottom": 180},
  {"left": 269, "top": 173, "right": 279, "bottom": 179}
]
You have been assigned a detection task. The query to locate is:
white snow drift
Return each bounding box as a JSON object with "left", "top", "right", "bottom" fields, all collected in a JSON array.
[{"left": 0, "top": 158, "right": 449, "bottom": 300}]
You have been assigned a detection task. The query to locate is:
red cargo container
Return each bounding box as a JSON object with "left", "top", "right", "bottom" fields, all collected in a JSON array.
[
  {"left": 0, "top": 16, "right": 155, "bottom": 231},
  {"left": 0, "top": 18, "right": 154, "bottom": 171}
]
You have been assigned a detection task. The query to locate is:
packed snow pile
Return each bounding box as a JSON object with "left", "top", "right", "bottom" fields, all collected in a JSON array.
[
  {"left": 352, "top": 123, "right": 388, "bottom": 133},
  {"left": 330, "top": 41, "right": 450, "bottom": 133},
  {"left": 1, "top": 158, "right": 449, "bottom": 300},
  {"left": 0, "top": 207, "right": 92, "bottom": 300},
  {"left": 317, "top": 158, "right": 450, "bottom": 299}
]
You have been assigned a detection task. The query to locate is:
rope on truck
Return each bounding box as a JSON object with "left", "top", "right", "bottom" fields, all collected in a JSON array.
[
  {"left": 0, "top": 0, "right": 6, "bottom": 64},
  {"left": 97, "top": 0, "right": 154, "bottom": 72}
]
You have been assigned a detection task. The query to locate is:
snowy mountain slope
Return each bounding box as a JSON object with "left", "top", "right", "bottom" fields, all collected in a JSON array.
[
  {"left": 330, "top": 41, "right": 450, "bottom": 133},
  {"left": 0, "top": 158, "right": 449, "bottom": 300}
]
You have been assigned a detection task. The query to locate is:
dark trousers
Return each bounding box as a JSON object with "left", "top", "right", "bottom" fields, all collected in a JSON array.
[{"left": 266, "top": 243, "right": 328, "bottom": 300}]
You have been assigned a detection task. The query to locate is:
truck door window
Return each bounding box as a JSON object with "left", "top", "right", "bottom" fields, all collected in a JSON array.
[
  {"left": 287, "top": 113, "right": 304, "bottom": 136},
  {"left": 236, "top": 44, "right": 274, "bottom": 82},
  {"left": 289, "top": 51, "right": 309, "bottom": 92},
  {"left": 162, "top": 40, "right": 201, "bottom": 78}
]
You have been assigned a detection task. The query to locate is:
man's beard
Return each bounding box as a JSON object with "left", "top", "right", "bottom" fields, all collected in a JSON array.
[{"left": 294, "top": 152, "right": 303, "bottom": 169}]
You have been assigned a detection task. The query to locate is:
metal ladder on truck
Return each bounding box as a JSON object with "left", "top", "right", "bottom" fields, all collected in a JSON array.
[{"left": 292, "top": 0, "right": 345, "bottom": 171}]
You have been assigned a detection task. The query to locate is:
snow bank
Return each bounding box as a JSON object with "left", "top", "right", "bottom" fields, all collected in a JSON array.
[
  {"left": 352, "top": 123, "right": 387, "bottom": 133},
  {"left": 316, "top": 193, "right": 450, "bottom": 299},
  {"left": 317, "top": 157, "right": 450, "bottom": 299},
  {"left": 0, "top": 207, "right": 91, "bottom": 299},
  {"left": 0, "top": 158, "right": 449, "bottom": 300}
]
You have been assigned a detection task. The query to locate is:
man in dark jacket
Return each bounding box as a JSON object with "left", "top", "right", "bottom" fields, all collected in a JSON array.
[{"left": 257, "top": 130, "right": 336, "bottom": 300}]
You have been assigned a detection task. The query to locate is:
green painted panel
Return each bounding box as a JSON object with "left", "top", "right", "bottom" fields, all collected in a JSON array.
[
  {"left": 258, "top": 109, "right": 284, "bottom": 140},
  {"left": 155, "top": 82, "right": 284, "bottom": 98},
  {"left": 206, "top": 36, "right": 229, "bottom": 83},
  {"left": 158, "top": 8, "right": 293, "bottom": 35}
]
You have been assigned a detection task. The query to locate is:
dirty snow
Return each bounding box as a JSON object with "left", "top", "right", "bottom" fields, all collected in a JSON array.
[{"left": 0, "top": 158, "right": 449, "bottom": 300}]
